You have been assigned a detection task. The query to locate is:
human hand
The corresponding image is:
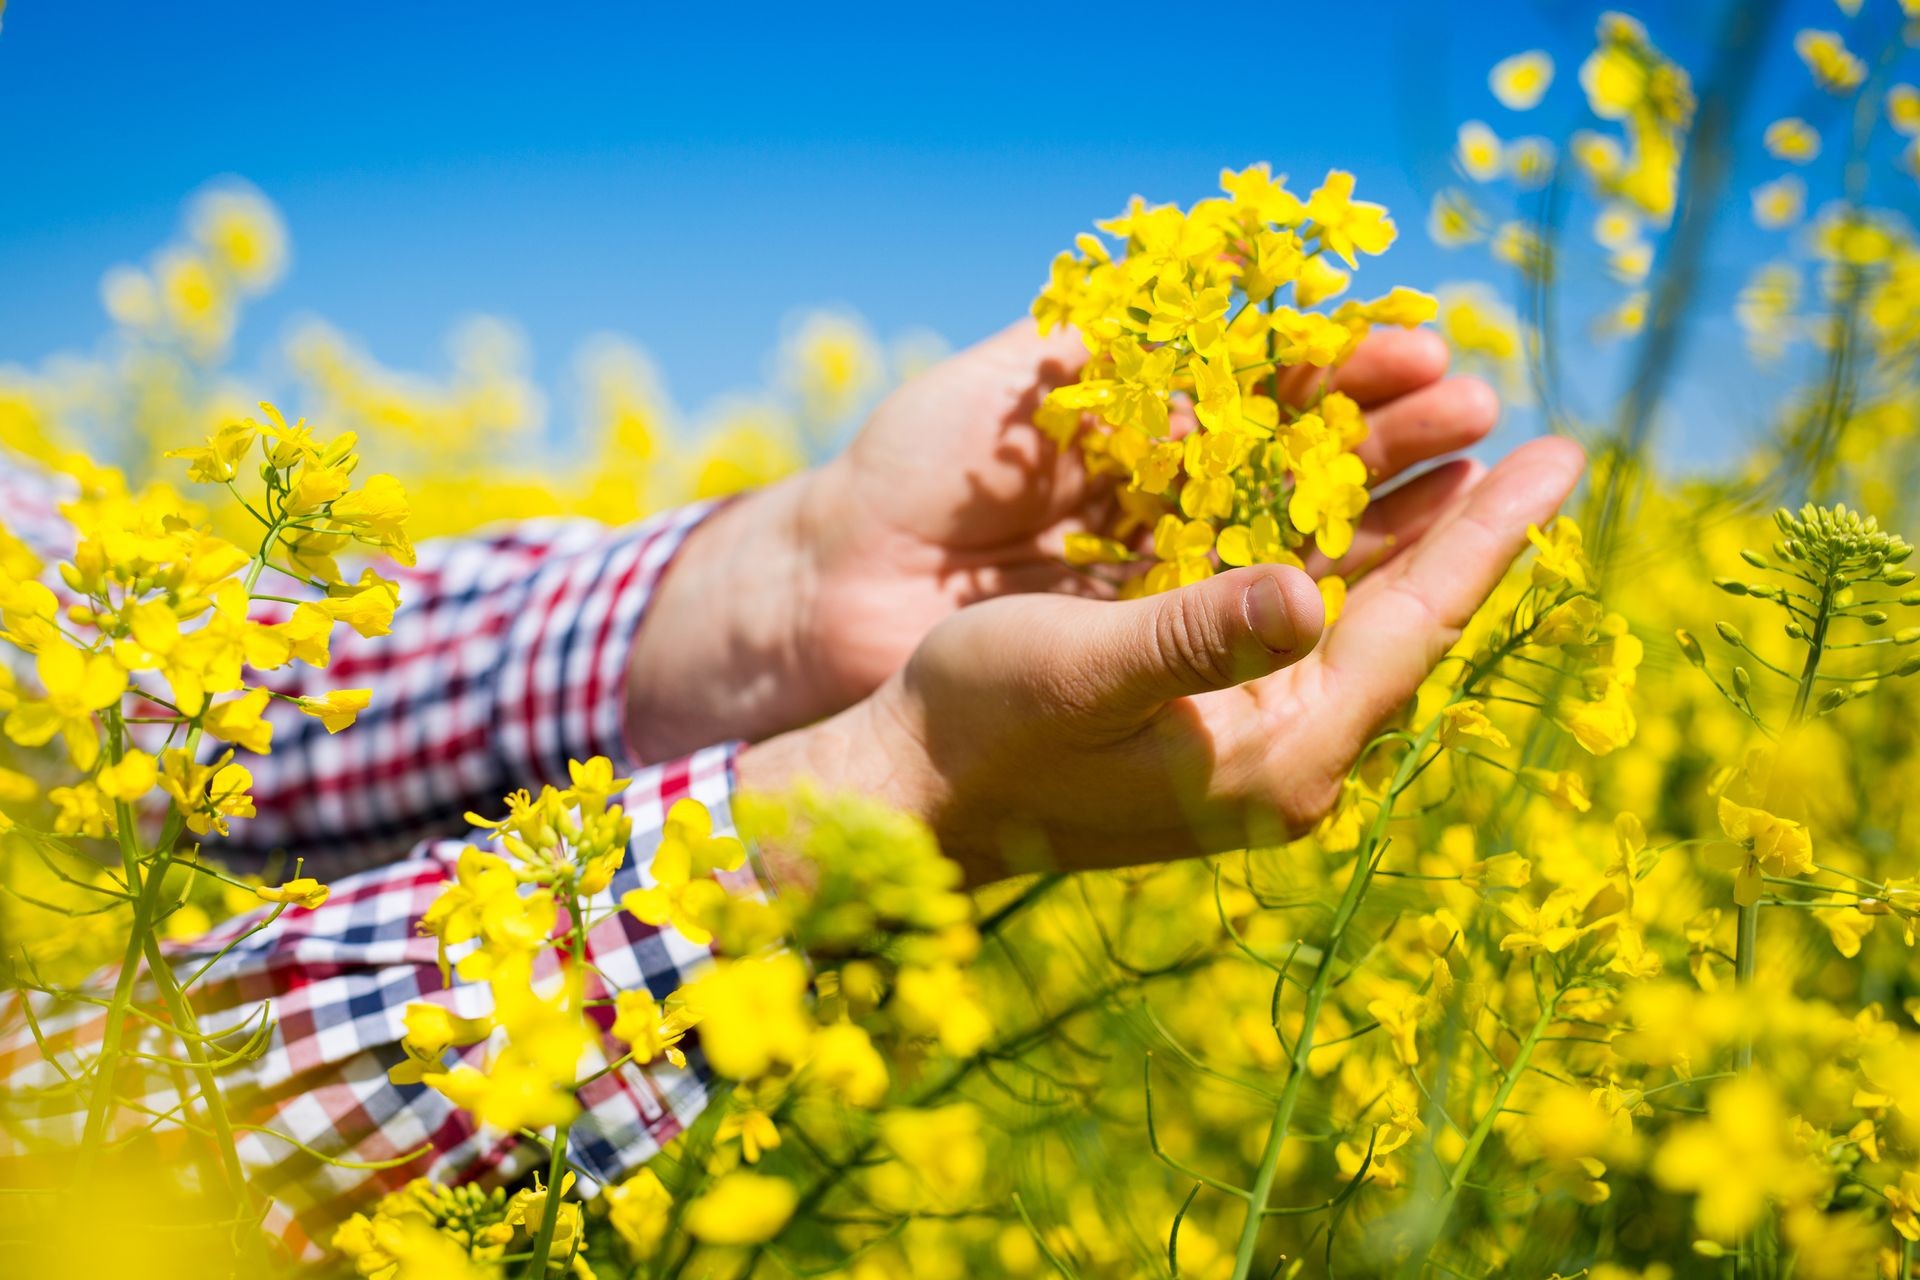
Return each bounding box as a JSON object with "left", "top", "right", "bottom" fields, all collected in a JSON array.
[
  {"left": 626, "top": 320, "right": 1502, "bottom": 761},
  {"left": 736, "top": 437, "right": 1585, "bottom": 885}
]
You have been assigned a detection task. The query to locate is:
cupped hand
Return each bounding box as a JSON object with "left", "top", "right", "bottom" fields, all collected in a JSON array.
[
  {"left": 793, "top": 318, "right": 1503, "bottom": 715},
  {"left": 738, "top": 437, "right": 1585, "bottom": 885}
]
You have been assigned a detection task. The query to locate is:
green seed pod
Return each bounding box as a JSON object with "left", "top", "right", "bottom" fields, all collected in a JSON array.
[
  {"left": 1675, "top": 629, "right": 1705, "bottom": 666},
  {"left": 1716, "top": 621, "right": 1744, "bottom": 647}
]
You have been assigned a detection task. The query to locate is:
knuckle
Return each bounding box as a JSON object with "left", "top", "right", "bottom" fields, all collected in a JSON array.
[{"left": 1154, "top": 593, "right": 1234, "bottom": 693}]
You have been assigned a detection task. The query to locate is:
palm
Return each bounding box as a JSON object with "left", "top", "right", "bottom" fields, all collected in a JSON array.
[{"left": 1126, "top": 436, "right": 1587, "bottom": 866}]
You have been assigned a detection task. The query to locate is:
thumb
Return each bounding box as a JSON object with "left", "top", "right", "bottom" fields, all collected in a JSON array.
[{"left": 1086, "top": 565, "right": 1325, "bottom": 714}]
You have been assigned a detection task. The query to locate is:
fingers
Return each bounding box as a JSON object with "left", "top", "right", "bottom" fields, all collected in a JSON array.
[
  {"left": 1085, "top": 565, "right": 1325, "bottom": 717},
  {"left": 1303, "top": 458, "right": 1487, "bottom": 579},
  {"left": 1275, "top": 327, "right": 1449, "bottom": 409},
  {"left": 976, "top": 317, "right": 1094, "bottom": 388},
  {"left": 1353, "top": 376, "right": 1500, "bottom": 482},
  {"left": 1319, "top": 436, "right": 1586, "bottom": 731}
]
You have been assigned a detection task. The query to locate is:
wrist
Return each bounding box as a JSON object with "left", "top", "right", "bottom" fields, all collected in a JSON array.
[{"left": 622, "top": 473, "right": 828, "bottom": 761}]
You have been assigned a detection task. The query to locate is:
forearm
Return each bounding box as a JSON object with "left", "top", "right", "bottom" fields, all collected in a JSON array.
[{"left": 622, "top": 470, "right": 836, "bottom": 761}]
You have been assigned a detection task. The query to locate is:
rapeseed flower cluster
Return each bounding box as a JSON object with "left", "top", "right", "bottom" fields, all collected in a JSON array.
[{"left": 1033, "top": 164, "right": 1435, "bottom": 619}]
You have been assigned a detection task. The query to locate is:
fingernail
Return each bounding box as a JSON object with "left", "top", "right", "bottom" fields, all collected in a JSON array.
[{"left": 1244, "top": 576, "right": 1297, "bottom": 654}]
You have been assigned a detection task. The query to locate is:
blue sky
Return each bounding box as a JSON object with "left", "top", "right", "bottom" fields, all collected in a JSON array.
[{"left": 0, "top": 0, "right": 1909, "bottom": 456}]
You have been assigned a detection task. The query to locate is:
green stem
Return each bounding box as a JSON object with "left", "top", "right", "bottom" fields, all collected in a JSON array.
[
  {"left": 75, "top": 713, "right": 163, "bottom": 1174},
  {"left": 523, "top": 1120, "right": 576, "bottom": 1278},
  {"left": 1226, "top": 717, "right": 1443, "bottom": 1280},
  {"left": 1403, "top": 986, "right": 1563, "bottom": 1277},
  {"left": 140, "top": 925, "right": 250, "bottom": 1202},
  {"left": 525, "top": 887, "right": 590, "bottom": 1277}
]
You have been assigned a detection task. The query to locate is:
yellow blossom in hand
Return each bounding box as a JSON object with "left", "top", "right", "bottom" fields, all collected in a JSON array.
[
  {"left": 1143, "top": 276, "right": 1231, "bottom": 346},
  {"left": 1305, "top": 171, "right": 1396, "bottom": 268},
  {"left": 1219, "top": 162, "right": 1305, "bottom": 227},
  {"left": 1044, "top": 337, "right": 1177, "bottom": 438},
  {"left": 1292, "top": 254, "right": 1351, "bottom": 308},
  {"left": 296, "top": 689, "right": 372, "bottom": 733},
  {"left": 1217, "top": 514, "right": 1295, "bottom": 569},
  {"left": 1288, "top": 445, "right": 1369, "bottom": 560},
  {"left": 1269, "top": 307, "right": 1359, "bottom": 367},
  {"left": 1352, "top": 287, "right": 1439, "bottom": 329}
]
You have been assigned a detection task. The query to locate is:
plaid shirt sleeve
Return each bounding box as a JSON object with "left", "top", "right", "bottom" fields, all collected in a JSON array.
[
  {"left": 0, "top": 459, "right": 724, "bottom": 877},
  {"left": 230, "top": 504, "right": 726, "bottom": 877},
  {"left": 0, "top": 744, "right": 752, "bottom": 1260}
]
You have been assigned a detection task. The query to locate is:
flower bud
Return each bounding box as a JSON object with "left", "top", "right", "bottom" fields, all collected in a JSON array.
[
  {"left": 1732, "top": 666, "right": 1751, "bottom": 698},
  {"left": 1675, "top": 629, "right": 1705, "bottom": 666},
  {"left": 1784, "top": 621, "right": 1807, "bottom": 640},
  {"left": 1816, "top": 688, "right": 1849, "bottom": 713},
  {"left": 1894, "top": 627, "right": 1920, "bottom": 645},
  {"left": 1713, "top": 578, "right": 1748, "bottom": 596},
  {"left": 1896, "top": 657, "right": 1920, "bottom": 678},
  {"left": 1715, "top": 621, "right": 1744, "bottom": 647},
  {"left": 1861, "top": 610, "right": 1889, "bottom": 626},
  {"left": 1739, "top": 549, "right": 1768, "bottom": 569}
]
